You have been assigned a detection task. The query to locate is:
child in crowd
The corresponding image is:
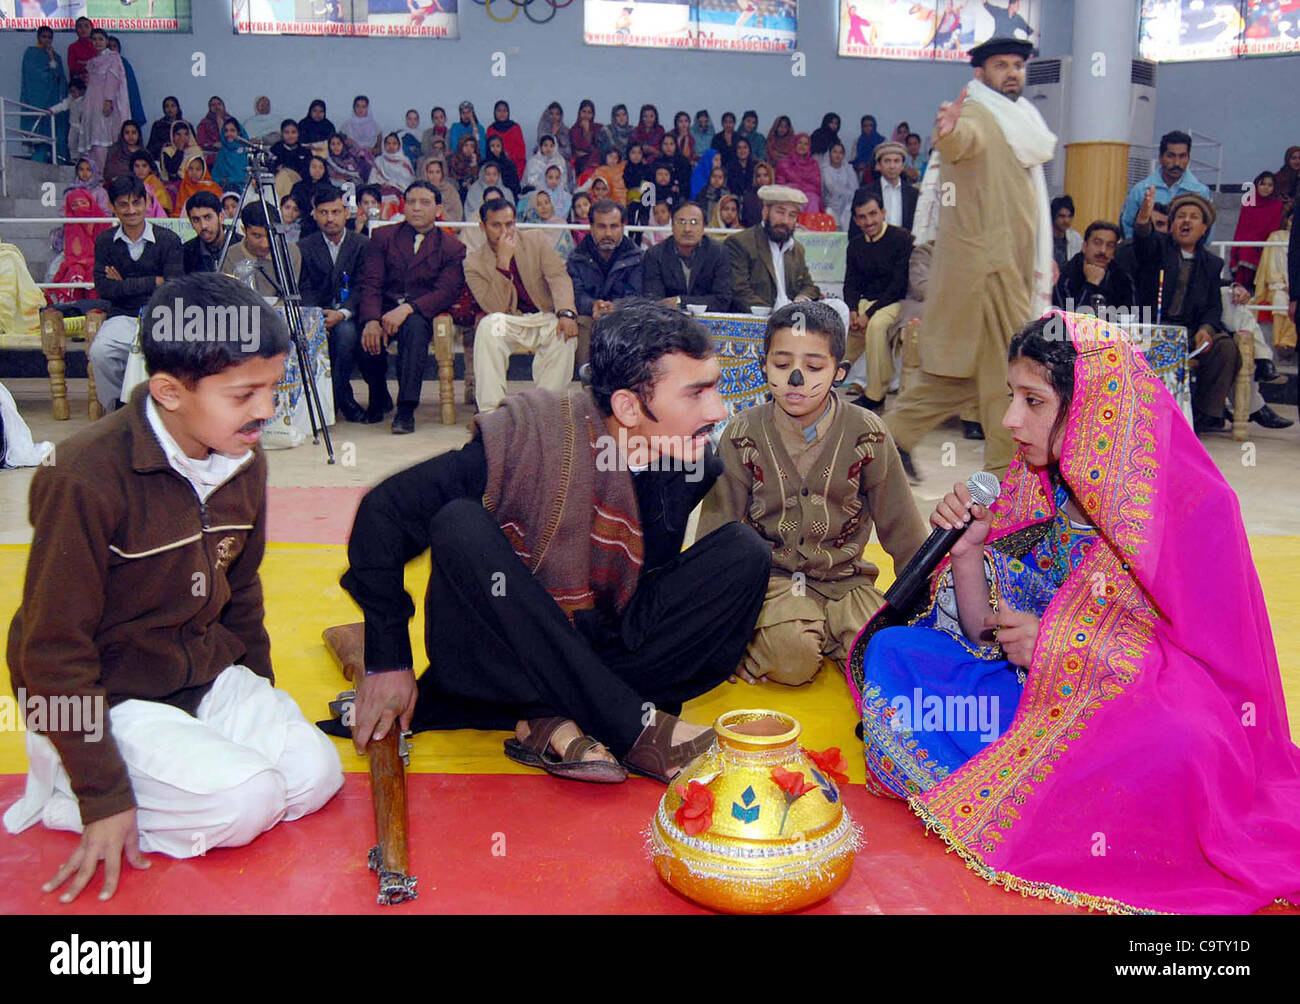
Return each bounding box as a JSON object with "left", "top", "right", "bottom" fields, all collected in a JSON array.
[
  {"left": 700, "top": 301, "right": 927, "bottom": 686},
  {"left": 4, "top": 273, "right": 343, "bottom": 902}
]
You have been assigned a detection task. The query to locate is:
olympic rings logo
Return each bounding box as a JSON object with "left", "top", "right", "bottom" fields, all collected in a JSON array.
[{"left": 469, "top": 0, "right": 576, "bottom": 25}]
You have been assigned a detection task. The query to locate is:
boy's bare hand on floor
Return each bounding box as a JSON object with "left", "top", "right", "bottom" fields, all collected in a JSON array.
[{"left": 44, "top": 808, "right": 150, "bottom": 903}]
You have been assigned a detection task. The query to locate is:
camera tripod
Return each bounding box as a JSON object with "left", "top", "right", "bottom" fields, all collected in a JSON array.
[{"left": 216, "top": 137, "right": 335, "bottom": 464}]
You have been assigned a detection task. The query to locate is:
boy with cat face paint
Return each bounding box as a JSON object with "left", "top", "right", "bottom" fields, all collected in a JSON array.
[{"left": 700, "top": 302, "right": 926, "bottom": 685}]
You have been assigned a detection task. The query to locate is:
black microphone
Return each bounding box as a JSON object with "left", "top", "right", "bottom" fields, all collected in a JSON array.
[{"left": 884, "top": 470, "right": 1001, "bottom": 611}]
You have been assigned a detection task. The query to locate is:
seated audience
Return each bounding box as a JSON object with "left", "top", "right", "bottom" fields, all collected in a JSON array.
[
  {"left": 596, "top": 103, "right": 633, "bottom": 162},
  {"left": 174, "top": 151, "right": 222, "bottom": 217},
  {"left": 774, "top": 134, "right": 823, "bottom": 213},
  {"left": 537, "top": 101, "right": 573, "bottom": 165},
  {"left": 5, "top": 273, "right": 342, "bottom": 901},
  {"left": 1275, "top": 145, "right": 1300, "bottom": 206},
  {"left": 181, "top": 190, "right": 239, "bottom": 273},
  {"left": 861, "top": 141, "right": 917, "bottom": 232},
  {"left": 767, "top": 114, "right": 797, "bottom": 166},
  {"left": 631, "top": 104, "right": 666, "bottom": 161},
  {"left": 711, "top": 194, "right": 744, "bottom": 232},
  {"left": 691, "top": 109, "right": 716, "bottom": 159},
  {"left": 422, "top": 105, "right": 449, "bottom": 158},
  {"left": 297, "top": 184, "right": 374, "bottom": 423},
  {"left": 1131, "top": 189, "right": 1237, "bottom": 434},
  {"left": 212, "top": 117, "right": 250, "bottom": 192},
  {"left": 642, "top": 199, "right": 674, "bottom": 248},
  {"left": 711, "top": 111, "right": 739, "bottom": 160},
  {"left": 725, "top": 137, "right": 757, "bottom": 195},
  {"left": 298, "top": 99, "right": 336, "bottom": 151},
  {"left": 486, "top": 100, "right": 527, "bottom": 178},
  {"left": 821, "top": 141, "right": 858, "bottom": 231},
  {"left": 658, "top": 134, "right": 693, "bottom": 198},
  {"left": 524, "top": 135, "right": 568, "bottom": 192},
  {"left": 197, "top": 96, "right": 233, "bottom": 169},
  {"left": 810, "top": 112, "right": 843, "bottom": 159},
  {"left": 341, "top": 94, "right": 383, "bottom": 155},
  {"left": 466, "top": 198, "right": 580, "bottom": 413},
  {"left": 1119, "top": 129, "right": 1211, "bottom": 237},
  {"left": 593, "top": 148, "right": 629, "bottom": 206},
  {"left": 357, "top": 181, "right": 467, "bottom": 433},
  {"left": 701, "top": 302, "right": 925, "bottom": 686},
  {"left": 738, "top": 110, "right": 766, "bottom": 162},
  {"left": 1254, "top": 204, "right": 1295, "bottom": 359},
  {"left": 1221, "top": 282, "right": 1293, "bottom": 429},
  {"left": 159, "top": 120, "right": 200, "bottom": 188},
  {"left": 326, "top": 133, "right": 369, "bottom": 188},
  {"left": 102, "top": 120, "right": 144, "bottom": 184},
  {"left": 842, "top": 190, "right": 913, "bottom": 411},
  {"left": 269, "top": 119, "right": 312, "bottom": 181},
  {"left": 742, "top": 160, "right": 776, "bottom": 228},
  {"left": 1052, "top": 220, "right": 1134, "bottom": 312},
  {"left": 279, "top": 193, "right": 302, "bottom": 244},
  {"left": 89, "top": 176, "right": 184, "bottom": 411},
  {"left": 643, "top": 200, "right": 734, "bottom": 312},
  {"left": 244, "top": 94, "right": 279, "bottom": 144},
  {"left": 903, "top": 132, "right": 926, "bottom": 183},
  {"left": 222, "top": 201, "right": 301, "bottom": 304},
  {"left": 398, "top": 110, "right": 424, "bottom": 168},
  {"left": 671, "top": 110, "right": 696, "bottom": 163},
  {"left": 420, "top": 156, "right": 464, "bottom": 222},
  {"left": 566, "top": 200, "right": 645, "bottom": 364},
  {"left": 145, "top": 95, "right": 183, "bottom": 160},
  {"left": 465, "top": 162, "right": 514, "bottom": 218},
  {"left": 449, "top": 101, "right": 486, "bottom": 160},
  {"left": 570, "top": 99, "right": 602, "bottom": 171},
  {"left": 371, "top": 132, "right": 417, "bottom": 196},
  {"left": 696, "top": 163, "right": 730, "bottom": 222},
  {"left": 1230, "top": 171, "right": 1284, "bottom": 289},
  {"left": 292, "top": 156, "right": 333, "bottom": 238},
  {"left": 1051, "top": 195, "right": 1083, "bottom": 269},
  {"left": 130, "top": 153, "right": 172, "bottom": 217}
]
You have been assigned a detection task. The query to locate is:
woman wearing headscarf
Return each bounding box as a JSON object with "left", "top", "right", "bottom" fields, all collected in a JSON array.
[
  {"left": 102, "top": 119, "right": 144, "bottom": 184},
  {"left": 593, "top": 148, "right": 628, "bottom": 207},
  {"left": 325, "top": 133, "right": 368, "bottom": 186},
  {"left": 397, "top": 109, "right": 424, "bottom": 169},
  {"left": 146, "top": 96, "right": 182, "bottom": 160},
  {"left": 742, "top": 160, "right": 775, "bottom": 227},
  {"left": 738, "top": 110, "right": 766, "bottom": 163},
  {"left": 570, "top": 99, "right": 602, "bottom": 173},
  {"left": 370, "top": 132, "right": 417, "bottom": 196},
  {"left": 106, "top": 37, "right": 145, "bottom": 129},
  {"left": 174, "top": 151, "right": 223, "bottom": 217},
  {"left": 536, "top": 101, "right": 573, "bottom": 164},
  {"left": 1274, "top": 145, "right": 1300, "bottom": 207},
  {"left": 765, "top": 114, "right": 796, "bottom": 165},
  {"left": 1230, "top": 170, "right": 1284, "bottom": 289},
  {"left": 690, "top": 110, "right": 715, "bottom": 160},
  {"left": 342, "top": 94, "right": 383, "bottom": 154},
  {"left": 539, "top": 164, "right": 572, "bottom": 221},
  {"left": 709, "top": 193, "right": 743, "bottom": 233},
  {"left": 80, "top": 28, "right": 129, "bottom": 176},
  {"left": 212, "top": 116, "right": 250, "bottom": 192},
  {"left": 420, "top": 156, "right": 464, "bottom": 222},
  {"left": 821, "top": 140, "right": 858, "bottom": 231},
  {"left": 891, "top": 120, "right": 911, "bottom": 145},
  {"left": 486, "top": 100, "right": 527, "bottom": 179},
  {"left": 597, "top": 103, "right": 634, "bottom": 163},
  {"left": 523, "top": 135, "right": 569, "bottom": 192},
  {"left": 298, "top": 99, "right": 336, "bottom": 149},
  {"left": 775, "top": 133, "right": 823, "bottom": 213},
  {"left": 671, "top": 111, "right": 696, "bottom": 163},
  {"left": 658, "top": 133, "right": 693, "bottom": 199},
  {"left": 67, "top": 156, "right": 111, "bottom": 213},
  {"left": 244, "top": 95, "right": 278, "bottom": 143},
  {"left": 696, "top": 163, "right": 730, "bottom": 222},
  {"left": 724, "top": 137, "right": 757, "bottom": 195},
  {"left": 853, "top": 114, "right": 884, "bottom": 181},
  {"left": 448, "top": 101, "right": 486, "bottom": 160},
  {"left": 484, "top": 133, "right": 523, "bottom": 193},
  {"left": 691, "top": 150, "right": 723, "bottom": 200},
  {"left": 710, "top": 111, "right": 739, "bottom": 161},
  {"left": 289, "top": 156, "right": 331, "bottom": 236},
  {"left": 809, "top": 112, "right": 842, "bottom": 159},
  {"left": 630, "top": 104, "right": 665, "bottom": 163},
  {"left": 131, "top": 152, "right": 172, "bottom": 218},
  {"left": 197, "top": 95, "right": 231, "bottom": 169},
  {"left": 518, "top": 188, "right": 575, "bottom": 258},
  {"left": 51, "top": 182, "right": 110, "bottom": 304},
  {"left": 569, "top": 191, "right": 593, "bottom": 246},
  {"left": 450, "top": 134, "right": 481, "bottom": 199},
  {"left": 159, "top": 120, "right": 201, "bottom": 196}
]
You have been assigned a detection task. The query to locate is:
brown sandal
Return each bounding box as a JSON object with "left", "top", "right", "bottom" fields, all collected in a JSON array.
[
  {"left": 503, "top": 717, "right": 628, "bottom": 784},
  {"left": 622, "top": 713, "right": 716, "bottom": 784}
]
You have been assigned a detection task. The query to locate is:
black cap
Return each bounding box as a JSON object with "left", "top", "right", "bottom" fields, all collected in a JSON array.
[{"left": 968, "top": 36, "right": 1035, "bottom": 67}]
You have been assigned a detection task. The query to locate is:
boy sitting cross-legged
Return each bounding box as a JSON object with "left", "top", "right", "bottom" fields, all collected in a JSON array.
[
  {"left": 700, "top": 301, "right": 928, "bottom": 686},
  {"left": 4, "top": 272, "right": 343, "bottom": 903}
]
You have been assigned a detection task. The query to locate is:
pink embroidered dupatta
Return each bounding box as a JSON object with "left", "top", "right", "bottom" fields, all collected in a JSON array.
[{"left": 908, "top": 311, "right": 1300, "bottom": 913}]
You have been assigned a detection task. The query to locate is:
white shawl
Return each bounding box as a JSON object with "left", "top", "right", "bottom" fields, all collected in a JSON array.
[{"left": 962, "top": 78, "right": 1057, "bottom": 316}]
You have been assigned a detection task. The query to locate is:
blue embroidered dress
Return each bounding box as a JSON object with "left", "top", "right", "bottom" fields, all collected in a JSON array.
[{"left": 860, "top": 485, "right": 1098, "bottom": 799}]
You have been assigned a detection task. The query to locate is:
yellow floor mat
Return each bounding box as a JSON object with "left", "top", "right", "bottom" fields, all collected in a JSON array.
[{"left": 2, "top": 540, "right": 1298, "bottom": 781}]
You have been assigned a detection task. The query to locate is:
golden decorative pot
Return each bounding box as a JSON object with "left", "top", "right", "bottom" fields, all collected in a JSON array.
[{"left": 648, "top": 709, "right": 860, "bottom": 914}]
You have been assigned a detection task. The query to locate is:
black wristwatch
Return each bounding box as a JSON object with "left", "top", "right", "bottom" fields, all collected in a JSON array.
[{"left": 557, "top": 309, "right": 577, "bottom": 320}]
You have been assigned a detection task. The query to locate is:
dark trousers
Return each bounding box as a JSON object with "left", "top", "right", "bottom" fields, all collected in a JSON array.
[
  {"left": 412, "top": 499, "right": 771, "bottom": 755},
  {"left": 328, "top": 319, "right": 386, "bottom": 407},
  {"left": 392, "top": 310, "right": 433, "bottom": 409},
  {"left": 1191, "top": 330, "right": 1241, "bottom": 420}
]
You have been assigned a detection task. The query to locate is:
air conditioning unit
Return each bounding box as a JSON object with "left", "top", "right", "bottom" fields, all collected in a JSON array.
[
  {"left": 1127, "top": 58, "right": 1158, "bottom": 189},
  {"left": 1025, "top": 56, "right": 1069, "bottom": 195}
]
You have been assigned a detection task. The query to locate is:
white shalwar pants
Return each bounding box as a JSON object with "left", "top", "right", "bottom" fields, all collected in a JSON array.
[{"left": 3, "top": 665, "right": 343, "bottom": 858}]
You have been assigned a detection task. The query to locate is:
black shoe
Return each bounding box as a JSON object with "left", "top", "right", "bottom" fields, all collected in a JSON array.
[
  {"left": 851, "top": 394, "right": 885, "bottom": 414},
  {"left": 898, "top": 449, "right": 920, "bottom": 485},
  {"left": 391, "top": 409, "right": 415, "bottom": 435},
  {"left": 1250, "top": 405, "right": 1295, "bottom": 429},
  {"left": 361, "top": 389, "right": 394, "bottom": 424},
  {"left": 1193, "top": 411, "right": 1226, "bottom": 435},
  {"left": 1254, "top": 359, "right": 1285, "bottom": 384},
  {"left": 962, "top": 420, "right": 985, "bottom": 441},
  {"left": 337, "top": 398, "right": 367, "bottom": 423}
]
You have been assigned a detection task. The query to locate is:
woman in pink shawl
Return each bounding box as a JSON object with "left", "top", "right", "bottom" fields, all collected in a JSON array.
[
  {"left": 80, "top": 28, "right": 129, "bottom": 177},
  {"left": 851, "top": 310, "right": 1300, "bottom": 914},
  {"left": 1229, "top": 170, "right": 1284, "bottom": 288},
  {"left": 196, "top": 95, "right": 232, "bottom": 171},
  {"left": 774, "top": 133, "right": 822, "bottom": 213}
]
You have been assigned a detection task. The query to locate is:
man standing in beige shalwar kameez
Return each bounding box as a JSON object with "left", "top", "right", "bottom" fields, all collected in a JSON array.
[{"left": 886, "top": 36, "right": 1056, "bottom": 481}]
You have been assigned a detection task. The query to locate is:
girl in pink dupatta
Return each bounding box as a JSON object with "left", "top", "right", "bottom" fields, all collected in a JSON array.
[
  {"left": 774, "top": 133, "right": 822, "bottom": 213},
  {"left": 851, "top": 310, "right": 1300, "bottom": 914},
  {"left": 80, "top": 28, "right": 130, "bottom": 177}
]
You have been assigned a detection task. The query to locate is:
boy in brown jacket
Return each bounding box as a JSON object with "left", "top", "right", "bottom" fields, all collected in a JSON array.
[
  {"left": 701, "top": 301, "right": 927, "bottom": 686},
  {"left": 5, "top": 273, "right": 342, "bottom": 903}
]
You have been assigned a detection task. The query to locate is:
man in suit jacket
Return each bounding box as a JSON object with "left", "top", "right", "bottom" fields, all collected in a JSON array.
[
  {"left": 642, "top": 200, "right": 734, "bottom": 312},
  {"left": 727, "top": 186, "right": 822, "bottom": 310},
  {"left": 464, "top": 197, "right": 579, "bottom": 413},
  {"left": 859, "top": 141, "right": 919, "bottom": 232},
  {"left": 298, "top": 184, "right": 372, "bottom": 423},
  {"left": 358, "top": 181, "right": 466, "bottom": 433}
]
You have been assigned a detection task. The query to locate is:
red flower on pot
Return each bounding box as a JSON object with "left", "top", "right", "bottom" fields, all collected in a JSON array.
[
  {"left": 804, "top": 747, "right": 850, "bottom": 786},
  {"left": 675, "top": 780, "right": 715, "bottom": 836},
  {"left": 771, "top": 767, "right": 816, "bottom": 835}
]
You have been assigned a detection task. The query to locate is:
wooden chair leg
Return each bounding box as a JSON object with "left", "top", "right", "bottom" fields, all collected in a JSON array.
[
  {"left": 1232, "top": 330, "right": 1255, "bottom": 442},
  {"left": 84, "top": 310, "right": 106, "bottom": 420},
  {"left": 463, "top": 326, "right": 476, "bottom": 406},
  {"left": 40, "top": 308, "right": 70, "bottom": 421},
  {"left": 433, "top": 313, "right": 456, "bottom": 426}
]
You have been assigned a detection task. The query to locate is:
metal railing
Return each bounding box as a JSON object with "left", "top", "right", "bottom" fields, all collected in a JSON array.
[
  {"left": 0, "top": 97, "right": 57, "bottom": 198},
  {"left": 1213, "top": 239, "right": 1292, "bottom": 313}
]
